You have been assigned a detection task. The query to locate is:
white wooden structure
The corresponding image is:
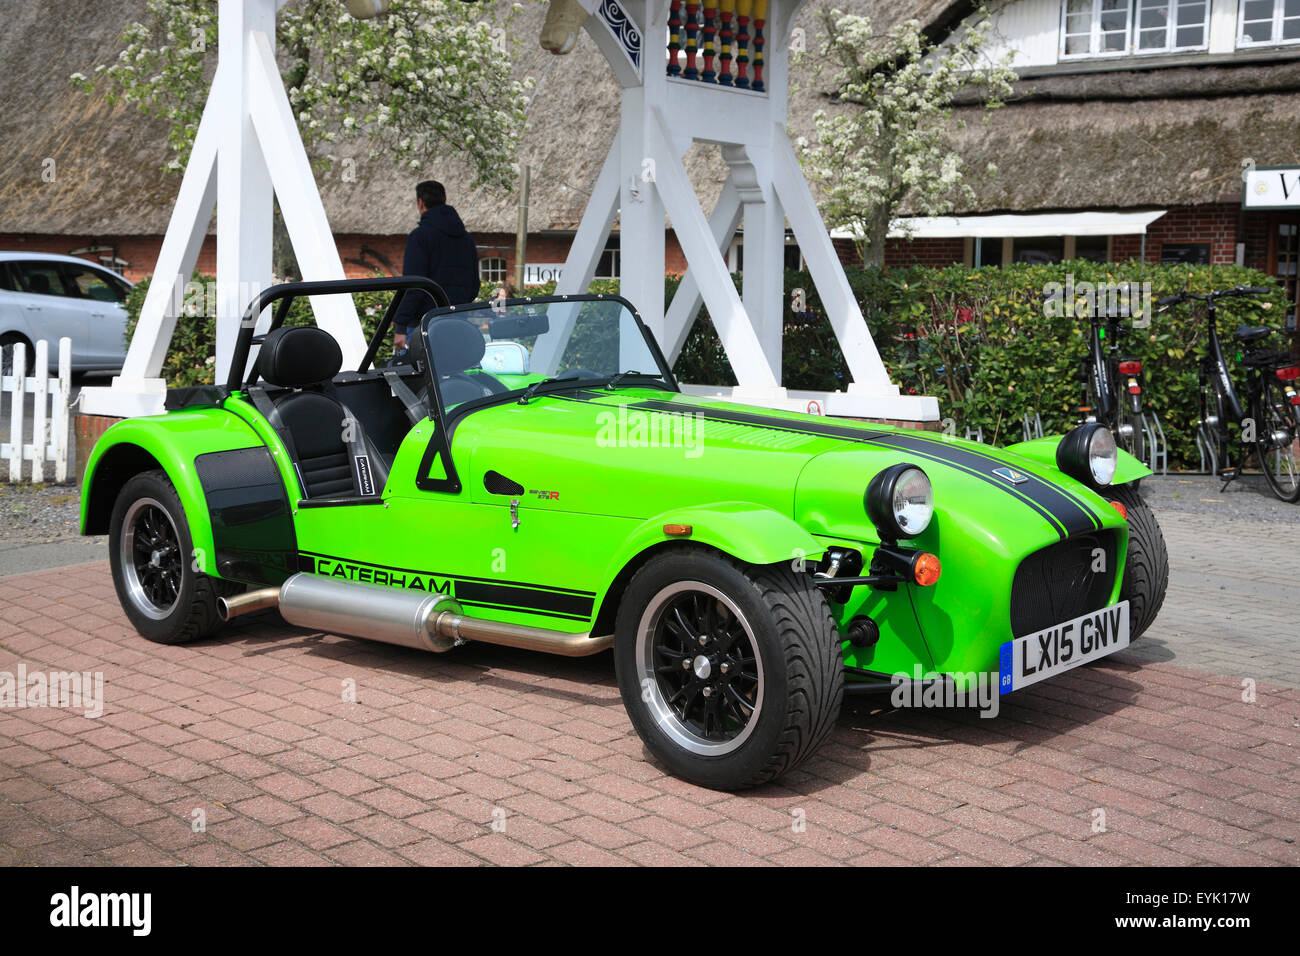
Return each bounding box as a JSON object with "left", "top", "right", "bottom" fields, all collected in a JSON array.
[
  {"left": 1, "top": 339, "right": 73, "bottom": 483},
  {"left": 79, "top": 0, "right": 367, "bottom": 419},
  {"left": 81, "top": 0, "right": 936, "bottom": 421},
  {"left": 541, "top": 0, "right": 935, "bottom": 419}
]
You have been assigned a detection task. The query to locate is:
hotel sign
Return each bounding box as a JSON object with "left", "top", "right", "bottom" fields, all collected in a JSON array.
[
  {"left": 524, "top": 263, "right": 565, "bottom": 284},
  {"left": 1243, "top": 165, "right": 1300, "bottom": 210}
]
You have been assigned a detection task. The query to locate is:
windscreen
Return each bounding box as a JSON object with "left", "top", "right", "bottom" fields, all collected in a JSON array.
[{"left": 422, "top": 297, "right": 667, "bottom": 404}]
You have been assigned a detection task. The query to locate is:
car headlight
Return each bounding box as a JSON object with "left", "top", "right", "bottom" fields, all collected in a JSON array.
[
  {"left": 866, "top": 464, "right": 934, "bottom": 540},
  {"left": 1056, "top": 423, "right": 1117, "bottom": 487}
]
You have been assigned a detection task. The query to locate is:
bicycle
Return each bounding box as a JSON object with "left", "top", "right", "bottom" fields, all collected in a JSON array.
[
  {"left": 1157, "top": 285, "right": 1300, "bottom": 503},
  {"left": 1077, "top": 311, "right": 1148, "bottom": 465}
]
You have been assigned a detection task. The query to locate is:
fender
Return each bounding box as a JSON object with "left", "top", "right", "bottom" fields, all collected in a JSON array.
[
  {"left": 80, "top": 409, "right": 266, "bottom": 576},
  {"left": 1004, "top": 435, "right": 1152, "bottom": 487},
  {"left": 590, "top": 501, "right": 825, "bottom": 632}
]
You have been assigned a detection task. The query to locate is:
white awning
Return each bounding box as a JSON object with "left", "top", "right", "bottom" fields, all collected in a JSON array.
[{"left": 831, "top": 210, "right": 1167, "bottom": 240}]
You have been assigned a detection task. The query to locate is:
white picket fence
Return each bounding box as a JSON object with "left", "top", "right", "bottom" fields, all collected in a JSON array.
[{"left": 1, "top": 338, "right": 72, "bottom": 483}]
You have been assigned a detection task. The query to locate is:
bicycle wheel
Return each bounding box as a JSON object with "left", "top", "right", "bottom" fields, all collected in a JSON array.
[
  {"left": 1198, "top": 377, "right": 1229, "bottom": 473},
  {"left": 1114, "top": 386, "right": 1146, "bottom": 464},
  {"left": 1256, "top": 377, "right": 1300, "bottom": 502}
]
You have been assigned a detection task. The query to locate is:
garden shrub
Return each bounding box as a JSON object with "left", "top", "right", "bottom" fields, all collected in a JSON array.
[{"left": 127, "top": 262, "right": 1289, "bottom": 470}]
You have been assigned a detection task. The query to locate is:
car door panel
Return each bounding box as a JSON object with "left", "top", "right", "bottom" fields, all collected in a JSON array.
[
  {"left": 61, "top": 263, "right": 130, "bottom": 367},
  {"left": 9, "top": 260, "right": 87, "bottom": 369}
]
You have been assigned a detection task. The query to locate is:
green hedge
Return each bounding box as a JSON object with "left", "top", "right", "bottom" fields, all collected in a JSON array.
[
  {"left": 127, "top": 263, "right": 1289, "bottom": 469},
  {"left": 672, "top": 261, "right": 1289, "bottom": 470}
]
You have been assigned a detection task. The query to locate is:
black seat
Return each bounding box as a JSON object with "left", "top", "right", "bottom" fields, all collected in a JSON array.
[
  {"left": 1234, "top": 325, "right": 1273, "bottom": 344},
  {"left": 253, "top": 326, "right": 391, "bottom": 498},
  {"left": 426, "top": 316, "right": 507, "bottom": 405}
]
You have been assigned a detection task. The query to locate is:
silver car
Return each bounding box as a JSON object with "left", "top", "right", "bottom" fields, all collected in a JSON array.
[{"left": 0, "top": 251, "right": 133, "bottom": 375}]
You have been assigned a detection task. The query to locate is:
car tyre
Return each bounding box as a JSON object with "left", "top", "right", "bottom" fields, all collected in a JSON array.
[
  {"left": 1112, "top": 481, "right": 1168, "bottom": 640},
  {"left": 109, "top": 469, "right": 228, "bottom": 645},
  {"left": 1, "top": 332, "right": 32, "bottom": 378},
  {"left": 614, "top": 548, "right": 843, "bottom": 791}
]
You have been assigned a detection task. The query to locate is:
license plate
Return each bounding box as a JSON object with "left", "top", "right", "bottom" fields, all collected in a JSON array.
[{"left": 999, "top": 601, "right": 1129, "bottom": 695}]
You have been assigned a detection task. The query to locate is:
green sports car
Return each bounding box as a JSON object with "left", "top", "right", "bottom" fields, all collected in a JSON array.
[{"left": 82, "top": 277, "right": 1168, "bottom": 790}]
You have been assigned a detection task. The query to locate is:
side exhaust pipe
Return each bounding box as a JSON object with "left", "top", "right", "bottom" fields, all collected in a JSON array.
[{"left": 217, "top": 573, "right": 612, "bottom": 658}]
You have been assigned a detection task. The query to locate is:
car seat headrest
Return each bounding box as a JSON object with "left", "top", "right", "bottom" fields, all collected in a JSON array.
[
  {"left": 256, "top": 326, "right": 343, "bottom": 388},
  {"left": 427, "top": 316, "right": 486, "bottom": 374}
]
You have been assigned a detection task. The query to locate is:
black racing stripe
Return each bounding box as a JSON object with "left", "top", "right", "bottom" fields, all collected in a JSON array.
[
  {"left": 456, "top": 581, "right": 594, "bottom": 619},
  {"left": 871, "top": 434, "right": 1100, "bottom": 537},
  {"left": 298, "top": 551, "right": 595, "bottom": 619},
  {"left": 606, "top": 397, "right": 1099, "bottom": 540},
  {"left": 458, "top": 601, "right": 593, "bottom": 622},
  {"left": 298, "top": 551, "right": 595, "bottom": 597}
]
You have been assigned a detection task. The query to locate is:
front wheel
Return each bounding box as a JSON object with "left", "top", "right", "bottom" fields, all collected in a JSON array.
[
  {"left": 109, "top": 469, "right": 229, "bottom": 644},
  {"left": 1112, "top": 482, "right": 1169, "bottom": 640},
  {"left": 614, "top": 549, "right": 843, "bottom": 791}
]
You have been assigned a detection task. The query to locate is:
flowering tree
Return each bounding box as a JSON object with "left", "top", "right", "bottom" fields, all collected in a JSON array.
[
  {"left": 796, "top": 6, "right": 1016, "bottom": 267},
  {"left": 73, "top": 0, "right": 532, "bottom": 191}
]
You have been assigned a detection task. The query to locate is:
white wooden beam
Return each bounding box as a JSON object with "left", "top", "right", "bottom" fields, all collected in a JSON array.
[
  {"left": 650, "top": 108, "right": 777, "bottom": 387},
  {"left": 78, "top": 75, "right": 223, "bottom": 418},
  {"left": 662, "top": 175, "right": 742, "bottom": 362},
  {"left": 771, "top": 127, "right": 896, "bottom": 394},
  {"left": 214, "top": 0, "right": 275, "bottom": 385},
  {"left": 248, "top": 30, "right": 365, "bottom": 365},
  {"left": 530, "top": 131, "right": 622, "bottom": 376}
]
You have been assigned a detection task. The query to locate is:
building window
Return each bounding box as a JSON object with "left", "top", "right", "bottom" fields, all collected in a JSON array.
[
  {"left": 1073, "top": 235, "right": 1111, "bottom": 262},
  {"left": 1239, "top": 0, "right": 1300, "bottom": 46},
  {"left": 1135, "top": 0, "right": 1208, "bottom": 52},
  {"left": 1062, "top": 0, "right": 1209, "bottom": 57},
  {"left": 1062, "top": 0, "right": 1132, "bottom": 57},
  {"left": 1013, "top": 236, "right": 1066, "bottom": 264},
  {"left": 478, "top": 256, "right": 508, "bottom": 282},
  {"left": 596, "top": 239, "right": 620, "bottom": 279}
]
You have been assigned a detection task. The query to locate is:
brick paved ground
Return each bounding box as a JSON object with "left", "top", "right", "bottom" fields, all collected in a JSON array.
[
  {"left": 1, "top": 532, "right": 1296, "bottom": 865},
  {"left": 1120, "top": 509, "right": 1300, "bottom": 688}
]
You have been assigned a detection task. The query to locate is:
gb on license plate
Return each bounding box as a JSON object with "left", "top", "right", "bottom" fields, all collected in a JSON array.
[{"left": 998, "top": 601, "right": 1130, "bottom": 694}]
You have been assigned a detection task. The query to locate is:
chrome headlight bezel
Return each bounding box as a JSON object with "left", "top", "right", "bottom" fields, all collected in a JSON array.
[{"left": 865, "top": 463, "right": 934, "bottom": 540}]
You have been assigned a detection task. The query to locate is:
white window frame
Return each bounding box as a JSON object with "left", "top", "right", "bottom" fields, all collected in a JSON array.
[
  {"left": 1238, "top": 0, "right": 1300, "bottom": 47},
  {"left": 1060, "top": 0, "right": 1134, "bottom": 59},
  {"left": 478, "top": 256, "right": 508, "bottom": 282},
  {"left": 1132, "top": 0, "right": 1210, "bottom": 54}
]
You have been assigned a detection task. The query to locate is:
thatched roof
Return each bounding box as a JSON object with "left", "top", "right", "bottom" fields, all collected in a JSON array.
[
  {"left": 943, "top": 92, "right": 1300, "bottom": 214},
  {"left": 2, "top": 0, "right": 1296, "bottom": 237}
]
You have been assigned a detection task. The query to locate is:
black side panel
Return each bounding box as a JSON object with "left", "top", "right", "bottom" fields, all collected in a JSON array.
[{"left": 195, "top": 447, "right": 297, "bottom": 586}]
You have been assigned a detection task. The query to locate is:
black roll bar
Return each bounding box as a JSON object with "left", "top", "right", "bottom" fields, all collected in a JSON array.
[{"left": 225, "top": 275, "right": 450, "bottom": 392}]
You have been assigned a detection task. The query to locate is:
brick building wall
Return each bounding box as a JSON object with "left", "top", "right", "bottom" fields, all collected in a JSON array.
[{"left": 0, "top": 203, "right": 1280, "bottom": 287}]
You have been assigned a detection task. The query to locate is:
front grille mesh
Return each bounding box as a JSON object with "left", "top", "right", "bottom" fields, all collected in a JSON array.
[{"left": 1010, "top": 531, "right": 1118, "bottom": 638}]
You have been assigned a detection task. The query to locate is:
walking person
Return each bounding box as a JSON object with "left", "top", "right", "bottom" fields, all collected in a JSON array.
[{"left": 392, "top": 180, "right": 479, "bottom": 355}]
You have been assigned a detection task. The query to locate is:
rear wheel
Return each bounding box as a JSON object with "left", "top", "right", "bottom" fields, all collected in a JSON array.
[
  {"left": 1112, "top": 481, "right": 1169, "bottom": 640},
  {"left": 109, "top": 470, "right": 228, "bottom": 644},
  {"left": 1113, "top": 388, "right": 1146, "bottom": 465},
  {"left": 1256, "top": 378, "right": 1300, "bottom": 503},
  {"left": 614, "top": 549, "right": 843, "bottom": 791},
  {"left": 1, "top": 332, "right": 32, "bottom": 378}
]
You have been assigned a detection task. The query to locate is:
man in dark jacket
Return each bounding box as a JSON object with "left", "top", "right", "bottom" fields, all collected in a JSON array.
[{"left": 392, "top": 180, "right": 479, "bottom": 351}]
